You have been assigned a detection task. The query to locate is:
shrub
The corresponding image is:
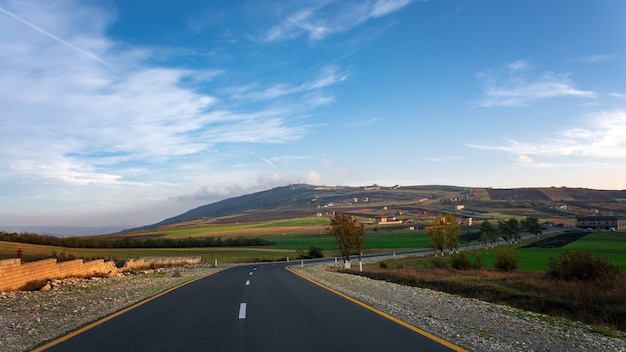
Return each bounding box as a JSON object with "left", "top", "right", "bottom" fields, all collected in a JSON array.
[
  {"left": 493, "top": 247, "right": 519, "bottom": 271},
  {"left": 307, "top": 246, "right": 324, "bottom": 258},
  {"left": 547, "top": 250, "right": 620, "bottom": 281},
  {"left": 450, "top": 252, "right": 483, "bottom": 270},
  {"left": 429, "top": 256, "right": 448, "bottom": 269},
  {"left": 296, "top": 246, "right": 324, "bottom": 259},
  {"left": 379, "top": 261, "right": 388, "bottom": 269}
]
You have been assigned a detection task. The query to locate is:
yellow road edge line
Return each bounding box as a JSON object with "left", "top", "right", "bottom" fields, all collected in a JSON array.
[
  {"left": 286, "top": 266, "right": 468, "bottom": 352},
  {"left": 31, "top": 269, "right": 223, "bottom": 352}
]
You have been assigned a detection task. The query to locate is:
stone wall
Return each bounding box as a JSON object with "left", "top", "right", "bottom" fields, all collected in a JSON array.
[
  {"left": 120, "top": 257, "right": 201, "bottom": 271},
  {"left": 0, "top": 256, "right": 202, "bottom": 292}
]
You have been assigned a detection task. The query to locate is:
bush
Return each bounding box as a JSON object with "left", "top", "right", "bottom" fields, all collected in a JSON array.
[
  {"left": 296, "top": 246, "right": 324, "bottom": 259},
  {"left": 307, "top": 246, "right": 324, "bottom": 258},
  {"left": 547, "top": 250, "right": 620, "bottom": 281},
  {"left": 429, "top": 256, "right": 448, "bottom": 269},
  {"left": 450, "top": 252, "right": 483, "bottom": 270},
  {"left": 494, "top": 247, "right": 519, "bottom": 271},
  {"left": 379, "top": 261, "right": 388, "bottom": 269}
]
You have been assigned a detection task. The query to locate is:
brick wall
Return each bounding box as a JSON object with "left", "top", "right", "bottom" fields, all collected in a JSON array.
[{"left": 0, "top": 256, "right": 200, "bottom": 292}]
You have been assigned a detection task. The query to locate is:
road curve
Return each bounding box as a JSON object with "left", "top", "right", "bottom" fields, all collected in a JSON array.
[{"left": 38, "top": 262, "right": 464, "bottom": 352}]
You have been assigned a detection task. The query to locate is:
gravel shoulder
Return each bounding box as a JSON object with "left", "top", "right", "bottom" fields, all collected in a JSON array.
[
  {"left": 1, "top": 262, "right": 624, "bottom": 352},
  {"left": 293, "top": 261, "right": 625, "bottom": 352},
  {"left": 0, "top": 266, "right": 228, "bottom": 352}
]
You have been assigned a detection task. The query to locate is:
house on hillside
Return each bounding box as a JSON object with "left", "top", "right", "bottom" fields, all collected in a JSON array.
[
  {"left": 460, "top": 216, "right": 473, "bottom": 227},
  {"left": 576, "top": 216, "right": 626, "bottom": 231}
]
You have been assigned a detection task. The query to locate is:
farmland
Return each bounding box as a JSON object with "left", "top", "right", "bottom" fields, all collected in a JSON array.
[
  {"left": 351, "top": 231, "right": 626, "bottom": 333},
  {"left": 0, "top": 229, "right": 432, "bottom": 264}
]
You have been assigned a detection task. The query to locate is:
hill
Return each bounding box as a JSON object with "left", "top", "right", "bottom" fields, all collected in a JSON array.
[{"left": 125, "top": 184, "right": 626, "bottom": 232}]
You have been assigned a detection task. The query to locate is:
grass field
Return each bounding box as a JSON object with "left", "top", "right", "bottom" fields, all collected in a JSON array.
[
  {"left": 0, "top": 241, "right": 295, "bottom": 264},
  {"left": 465, "top": 231, "right": 625, "bottom": 272},
  {"left": 2, "top": 229, "right": 624, "bottom": 270},
  {"left": 377, "top": 231, "right": 626, "bottom": 272},
  {"left": 121, "top": 217, "right": 331, "bottom": 238},
  {"left": 266, "top": 231, "right": 431, "bottom": 251},
  {"left": 0, "top": 229, "right": 433, "bottom": 264},
  {"left": 356, "top": 230, "right": 626, "bottom": 333}
]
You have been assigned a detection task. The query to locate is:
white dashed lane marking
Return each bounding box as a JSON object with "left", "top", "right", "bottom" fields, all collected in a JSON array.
[{"left": 238, "top": 303, "right": 247, "bottom": 319}]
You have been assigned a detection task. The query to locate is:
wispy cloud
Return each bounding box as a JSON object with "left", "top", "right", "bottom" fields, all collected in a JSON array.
[
  {"left": 255, "top": 154, "right": 278, "bottom": 170},
  {"left": 436, "top": 6, "right": 463, "bottom": 22},
  {"left": 262, "top": 0, "right": 414, "bottom": 42},
  {"left": 345, "top": 117, "right": 382, "bottom": 127},
  {"left": 423, "top": 155, "right": 465, "bottom": 162},
  {"left": 507, "top": 59, "right": 529, "bottom": 71},
  {"left": 474, "top": 61, "right": 596, "bottom": 107},
  {"left": 0, "top": 3, "right": 111, "bottom": 67},
  {"left": 0, "top": 0, "right": 317, "bottom": 189},
  {"left": 572, "top": 54, "right": 613, "bottom": 64},
  {"left": 469, "top": 110, "right": 626, "bottom": 159},
  {"left": 228, "top": 65, "right": 348, "bottom": 101}
]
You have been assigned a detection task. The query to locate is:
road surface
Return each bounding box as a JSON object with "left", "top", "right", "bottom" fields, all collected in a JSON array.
[{"left": 40, "top": 262, "right": 463, "bottom": 352}]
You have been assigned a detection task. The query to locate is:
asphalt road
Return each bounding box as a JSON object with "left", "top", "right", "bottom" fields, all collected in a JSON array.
[{"left": 42, "top": 263, "right": 461, "bottom": 352}]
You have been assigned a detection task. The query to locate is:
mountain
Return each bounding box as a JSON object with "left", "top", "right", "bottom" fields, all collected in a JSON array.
[{"left": 125, "top": 184, "right": 626, "bottom": 232}]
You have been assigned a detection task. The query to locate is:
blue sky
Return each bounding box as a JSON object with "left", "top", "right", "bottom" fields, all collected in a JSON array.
[{"left": 1, "top": 0, "right": 625, "bottom": 227}]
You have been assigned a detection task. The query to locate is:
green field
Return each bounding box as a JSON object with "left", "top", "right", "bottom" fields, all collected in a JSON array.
[
  {"left": 128, "top": 217, "right": 331, "bottom": 238},
  {"left": 2, "top": 229, "right": 624, "bottom": 270},
  {"left": 447, "top": 231, "right": 626, "bottom": 272},
  {"left": 1, "top": 230, "right": 433, "bottom": 264},
  {"left": 266, "top": 231, "right": 431, "bottom": 251}
]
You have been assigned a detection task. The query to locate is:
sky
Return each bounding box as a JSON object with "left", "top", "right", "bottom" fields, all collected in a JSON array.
[{"left": 1, "top": 0, "right": 625, "bottom": 227}]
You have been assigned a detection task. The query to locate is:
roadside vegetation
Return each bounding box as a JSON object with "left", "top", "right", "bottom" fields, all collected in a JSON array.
[
  {"left": 0, "top": 231, "right": 275, "bottom": 249},
  {"left": 346, "top": 230, "right": 626, "bottom": 334}
]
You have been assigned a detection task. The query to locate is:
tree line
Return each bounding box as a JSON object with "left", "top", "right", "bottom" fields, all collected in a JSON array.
[
  {"left": 425, "top": 214, "right": 543, "bottom": 255},
  {"left": 0, "top": 231, "right": 275, "bottom": 249}
]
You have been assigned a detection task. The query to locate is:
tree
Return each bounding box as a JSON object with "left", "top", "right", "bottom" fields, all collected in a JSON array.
[
  {"left": 328, "top": 213, "right": 366, "bottom": 269},
  {"left": 425, "top": 214, "right": 460, "bottom": 255},
  {"left": 522, "top": 216, "right": 542, "bottom": 238},
  {"left": 498, "top": 218, "right": 520, "bottom": 244},
  {"left": 497, "top": 219, "right": 511, "bottom": 243},
  {"left": 480, "top": 220, "right": 498, "bottom": 248},
  {"left": 507, "top": 218, "right": 521, "bottom": 242}
]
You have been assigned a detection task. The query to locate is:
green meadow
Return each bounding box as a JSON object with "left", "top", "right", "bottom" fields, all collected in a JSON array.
[
  {"left": 1, "top": 229, "right": 432, "bottom": 264},
  {"left": 450, "top": 231, "right": 626, "bottom": 272},
  {"left": 129, "top": 217, "right": 331, "bottom": 238},
  {"left": 2, "top": 229, "right": 624, "bottom": 269},
  {"left": 265, "top": 231, "right": 431, "bottom": 251}
]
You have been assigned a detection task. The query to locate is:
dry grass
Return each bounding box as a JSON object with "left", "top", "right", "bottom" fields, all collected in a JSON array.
[{"left": 349, "top": 265, "right": 626, "bottom": 332}]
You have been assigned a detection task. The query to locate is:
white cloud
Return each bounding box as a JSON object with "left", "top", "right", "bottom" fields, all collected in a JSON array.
[
  {"left": 256, "top": 154, "right": 278, "bottom": 170},
  {"left": 515, "top": 154, "right": 534, "bottom": 164},
  {"left": 475, "top": 61, "right": 596, "bottom": 107},
  {"left": 0, "top": 0, "right": 316, "bottom": 192},
  {"left": 370, "top": 0, "right": 413, "bottom": 18},
  {"left": 507, "top": 60, "right": 529, "bottom": 71},
  {"left": 0, "top": 5, "right": 111, "bottom": 67},
  {"left": 305, "top": 170, "right": 323, "bottom": 184},
  {"left": 573, "top": 54, "right": 613, "bottom": 64},
  {"left": 229, "top": 65, "right": 348, "bottom": 102},
  {"left": 469, "top": 110, "right": 626, "bottom": 159},
  {"left": 262, "top": 0, "right": 414, "bottom": 42},
  {"left": 436, "top": 6, "right": 463, "bottom": 21}
]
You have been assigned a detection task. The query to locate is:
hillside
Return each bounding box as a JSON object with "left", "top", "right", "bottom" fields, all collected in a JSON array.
[{"left": 125, "top": 184, "right": 626, "bottom": 232}]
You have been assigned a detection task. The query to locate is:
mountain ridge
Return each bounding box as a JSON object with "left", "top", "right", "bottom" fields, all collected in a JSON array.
[{"left": 125, "top": 184, "right": 626, "bottom": 232}]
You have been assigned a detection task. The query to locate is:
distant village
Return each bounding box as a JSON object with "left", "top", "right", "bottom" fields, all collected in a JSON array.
[{"left": 310, "top": 184, "right": 626, "bottom": 232}]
